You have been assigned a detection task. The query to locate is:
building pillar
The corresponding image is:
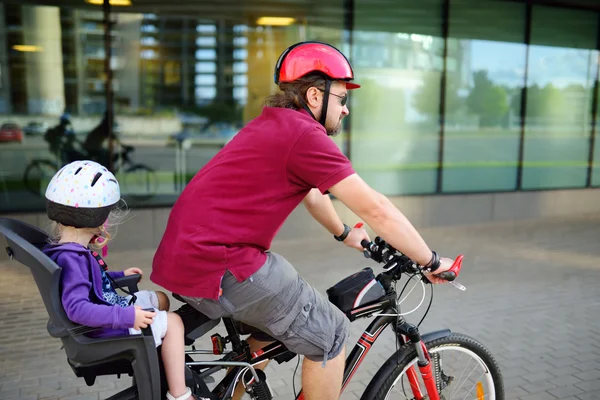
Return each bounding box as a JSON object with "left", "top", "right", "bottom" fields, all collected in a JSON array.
[
  {"left": 21, "top": 6, "right": 65, "bottom": 115},
  {"left": 0, "top": 4, "right": 11, "bottom": 114},
  {"left": 243, "top": 26, "right": 301, "bottom": 122},
  {"left": 115, "top": 13, "right": 142, "bottom": 111}
]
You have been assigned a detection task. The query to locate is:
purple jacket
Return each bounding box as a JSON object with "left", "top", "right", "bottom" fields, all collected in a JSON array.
[{"left": 43, "top": 243, "right": 135, "bottom": 338}]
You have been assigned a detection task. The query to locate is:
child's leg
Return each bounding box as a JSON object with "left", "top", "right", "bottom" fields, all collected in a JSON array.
[
  {"left": 156, "top": 290, "right": 170, "bottom": 311},
  {"left": 130, "top": 290, "right": 170, "bottom": 311},
  {"left": 162, "top": 312, "right": 192, "bottom": 399}
]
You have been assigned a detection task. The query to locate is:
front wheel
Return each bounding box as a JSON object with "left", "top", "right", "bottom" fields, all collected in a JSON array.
[{"left": 361, "top": 333, "right": 504, "bottom": 400}]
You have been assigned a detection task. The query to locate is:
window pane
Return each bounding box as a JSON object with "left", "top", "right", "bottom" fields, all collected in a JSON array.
[
  {"left": 195, "top": 62, "right": 216, "bottom": 73},
  {"left": 233, "top": 74, "right": 247, "bottom": 86},
  {"left": 522, "top": 6, "right": 598, "bottom": 189},
  {"left": 195, "top": 48, "right": 216, "bottom": 60},
  {"left": 233, "top": 62, "right": 247, "bottom": 74},
  {"left": 442, "top": 0, "right": 526, "bottom": 192},
  {"left": 195, "top": 74, "right": 216, "bottom": 85},
  {"left": 352, "top": 0, "right": 444, "bottom": 195},
  {"left": 196, "top": 24, "right": 216, "bottom": 33},
  {"left": 195, "top": 86, "right": 216, "bottom": 99},
  {"left": 196, "top": 36, "right": 216, "bottom": 47},
  {"left": 233, "top": 48, "right": 247, "bottom": 60}
]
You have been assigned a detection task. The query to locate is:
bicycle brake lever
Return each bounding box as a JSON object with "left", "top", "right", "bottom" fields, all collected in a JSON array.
[
  {"left": 449, "top": 281, "right": 466, "bottom": 291},
  {"left": 435, "top": 255, "right": 466, "bottom": 291}
]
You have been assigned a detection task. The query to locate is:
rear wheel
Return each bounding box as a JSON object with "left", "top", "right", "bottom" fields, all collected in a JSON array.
[
  {"left": 361, "top": 333, "right": 504, "bottom": 400},
  {"left": 119, "top": 164, "right": 158, "bottom": 201},
  {"left": 23, "top": 159, "right": 58, "bottom": 197}
]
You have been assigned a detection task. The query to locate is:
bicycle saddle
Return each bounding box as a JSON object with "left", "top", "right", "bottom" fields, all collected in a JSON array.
[{"left": 173, "top": 293, "right": 220, "bottom": 346}]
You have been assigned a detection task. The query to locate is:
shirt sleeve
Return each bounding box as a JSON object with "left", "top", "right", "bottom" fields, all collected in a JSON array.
[
  {"left": 287, "top": 128, "right": 355, "bottom": 194},
  {"left": 106, "top": 270, "right": 125, "bottom": 280},
  {"left": 58, "top": 253, "right": 135, "bottom": 330}
]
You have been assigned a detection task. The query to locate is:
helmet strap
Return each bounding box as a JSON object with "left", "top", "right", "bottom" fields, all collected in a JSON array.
[
  {"left": 299, "top": 98, "right": 317, "bottom": 121},
  {"left": 298, "top": 79, "right": 331, "bottom": 130},
  {"left": 319, "top": 80, "right": 332, "bottom": 129}
]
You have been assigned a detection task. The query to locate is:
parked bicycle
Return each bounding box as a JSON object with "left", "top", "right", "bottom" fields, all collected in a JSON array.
[
  {"left": 23, "top": 144, "right": 158, "bottom": 201},
  {"left": 173, "top": 237, "right": 504, "bottom": 400}
]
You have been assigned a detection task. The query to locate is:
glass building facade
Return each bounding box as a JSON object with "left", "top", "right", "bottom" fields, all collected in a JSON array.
[{"left": 1, "top": 0, "right": 600, "bottom": 212}]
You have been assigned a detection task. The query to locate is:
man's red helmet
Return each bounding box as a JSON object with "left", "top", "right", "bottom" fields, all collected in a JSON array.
[{"left": 274, "top": 41, "right": 360, "bottom": 89}]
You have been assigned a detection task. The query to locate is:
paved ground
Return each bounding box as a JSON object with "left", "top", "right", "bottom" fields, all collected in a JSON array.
[{"left": 1, "top": 213, "right": 600, "bottom": 399}]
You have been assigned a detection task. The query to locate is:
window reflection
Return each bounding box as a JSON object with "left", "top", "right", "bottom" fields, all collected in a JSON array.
[
  {"left": 522, "top": 6, "right": 598, "bottom": 189},
  {"left": 351, "top": 0, "right": 444, "bottom": 195},
  {"left": 442, "top": 0, "right": 526, "bottom": 192},
  {"left": 0, "top": 2, "right": 345, "bottom": 210},
  {"left": 3, "top": 0, "right": 600, "bottom": 211}
]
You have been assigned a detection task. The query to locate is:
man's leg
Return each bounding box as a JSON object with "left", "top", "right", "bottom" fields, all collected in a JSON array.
[
  {"left": 302, "top": 347, "right": 345, "bottom": 400},
  {"left": 183, "top": 253, "right": 350, "bottom": 400}
]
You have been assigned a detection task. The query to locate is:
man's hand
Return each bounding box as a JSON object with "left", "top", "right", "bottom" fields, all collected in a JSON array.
[
  {"left": 124, "top": 267, "right": 144, "bottom": 281},
  {"left": 133, "top": 306, "right": 156, "bottom": 330},
  {"left": 343, "top": 224, "right": 371, "bottom": 251},
  {"left": 424, "top": 257, "right": 455, "bottom": 284}
]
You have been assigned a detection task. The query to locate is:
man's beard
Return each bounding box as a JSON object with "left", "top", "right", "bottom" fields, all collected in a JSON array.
[{"left": 326, "top": 121, "right": 343, "bottom": 137}]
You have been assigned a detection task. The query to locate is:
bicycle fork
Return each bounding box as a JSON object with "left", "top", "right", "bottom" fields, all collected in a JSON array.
[{"left": 397, "top": 322, "right": 440, "bottom": 400}]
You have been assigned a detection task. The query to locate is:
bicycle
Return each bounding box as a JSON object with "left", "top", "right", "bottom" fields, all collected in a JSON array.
[
  {"left": 23, "top": 144, "right": 158, "bottom": 201},
  {"left": 173, "top": 237, "right": 504, "bottom": 400}
]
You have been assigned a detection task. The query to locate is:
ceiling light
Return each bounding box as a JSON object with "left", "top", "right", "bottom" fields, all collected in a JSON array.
[
  {"left": 13, "top": 45, "right": 43, "bottom": 52},
  {"left": 85, "top": 0, "right": 132, "bottom": 6},
  {"left": 256, "top": 17, "right": 295, "bottom": 26}
]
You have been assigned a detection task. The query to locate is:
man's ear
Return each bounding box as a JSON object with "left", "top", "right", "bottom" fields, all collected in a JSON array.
[{"left": 305, "top": 86, "right": 322, "bottom": 108}]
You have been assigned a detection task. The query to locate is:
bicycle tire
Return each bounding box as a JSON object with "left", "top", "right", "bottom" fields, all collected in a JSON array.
[
  {"left": 23, "top": 159, "right": 59, "bottom": 197},
  {"left": 361, "top": 333, "right": 504, "bottom": 400},
  {"left": 119, "top": 164, "right": 158, "bottom": 201}
]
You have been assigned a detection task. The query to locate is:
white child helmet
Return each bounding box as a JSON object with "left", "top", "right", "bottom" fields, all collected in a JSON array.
[{"left": 45, "top": 160, "right": 121, "bottom": 228}]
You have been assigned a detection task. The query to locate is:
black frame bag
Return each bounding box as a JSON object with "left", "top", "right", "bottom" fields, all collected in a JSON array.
[{"left": 326, "top": 267, "right": 386, "bottom": 314}]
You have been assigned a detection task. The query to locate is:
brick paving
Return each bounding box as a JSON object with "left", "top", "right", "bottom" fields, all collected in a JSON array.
[{"left": 1, "top": 214, "right": 600, "bottom": 399}]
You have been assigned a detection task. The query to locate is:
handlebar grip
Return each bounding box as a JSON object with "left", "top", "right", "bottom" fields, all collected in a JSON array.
[
  {"left": 360, "top": 240, "right": 372, "bottom": 259},
  {"left": 435, "top": 271, "right": 456, "bottom": 281},
  {"left": 433, "top": 255, "right": 464, "bottom": 281}
]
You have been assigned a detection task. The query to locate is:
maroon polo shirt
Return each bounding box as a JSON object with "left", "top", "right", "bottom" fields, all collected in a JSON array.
[{"left": 151, "top": 107, "right": 355, "bottom": 299}]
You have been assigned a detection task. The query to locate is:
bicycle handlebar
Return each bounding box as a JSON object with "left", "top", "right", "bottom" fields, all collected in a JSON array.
[{"left": 360, "top": 238, "right": 463, "bottom": 283}]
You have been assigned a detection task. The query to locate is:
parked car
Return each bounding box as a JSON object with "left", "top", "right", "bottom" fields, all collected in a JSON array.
[
  {"left": 23, "top": 121, "right": 49, "bottom": 136},
  {"left": 0, "top": 123, "right": 24, "bottom": 143}
]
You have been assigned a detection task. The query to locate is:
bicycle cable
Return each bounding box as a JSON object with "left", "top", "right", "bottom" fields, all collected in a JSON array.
[
  {"left": 292, "top": 354, "right": 301, "bottom": 398},
  {"left": 378, "top": 274, "right": 426, "bottom": 317},
  {"left": 395, "top": 279, "right": 400, "bottom": 361},
  {"left": 417, "top": 281, "right": 434, "bottom": 328}
]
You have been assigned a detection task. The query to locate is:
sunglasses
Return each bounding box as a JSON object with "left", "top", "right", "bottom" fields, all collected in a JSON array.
[{"left": 317, "top": 88, "right": 348, "bottom": 106}]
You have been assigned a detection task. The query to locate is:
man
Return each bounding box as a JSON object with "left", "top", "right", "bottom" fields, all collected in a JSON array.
[
  {"left": 83, "top": 111, "right": 122, "bottom": 170},
  {"left": 151, "top": 41, "right": 453, "bottom": 400},
  {"left": 44, "top": 113, "right": 77, "bottom": 161}
]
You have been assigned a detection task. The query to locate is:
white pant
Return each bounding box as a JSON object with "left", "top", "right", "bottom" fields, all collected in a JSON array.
[{"left": 127, "top": 290, "right": 168, "bottom": 347}]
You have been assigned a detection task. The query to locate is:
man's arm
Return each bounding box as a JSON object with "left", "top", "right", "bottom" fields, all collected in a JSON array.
[
  {"left": 302, "top": 188, "right": 346, "bottom": 237},
  {"left": 327, "top": 173, "right": 432, "bottom": 267}
]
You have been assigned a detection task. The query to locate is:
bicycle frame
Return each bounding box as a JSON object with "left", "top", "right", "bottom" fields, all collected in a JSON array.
[
  {"left": 183, "top": 298, "right": 452, "bottom": 400},
  {"left": 183, "top": 239, "right": 464, "bottom": 400},
  {"left": 291, "top": 296, "right": 450, "bottom": 400}
]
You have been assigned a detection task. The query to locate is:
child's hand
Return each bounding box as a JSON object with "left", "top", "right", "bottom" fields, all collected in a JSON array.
[
  {"left": 124, "top": 267, "right": 144, "bottom": 281},
  {"left": 133, "top": 306, "right": 156, "bottom": 330}
]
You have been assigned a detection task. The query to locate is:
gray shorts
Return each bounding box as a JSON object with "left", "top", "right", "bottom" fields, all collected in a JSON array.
[{"left": 182, "top": 252, "right": 350, "bottom": 363}]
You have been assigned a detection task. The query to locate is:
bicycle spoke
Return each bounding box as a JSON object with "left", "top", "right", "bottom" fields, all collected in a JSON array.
[
  {"left": 450, "top": 356, "right": 480, "bottom": 399},
  {"left": 457, "top": 372, "right": 489, "bottom": 400},
  {"left": 385, "top": 343, "right": 497, "bottom": 400}
]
